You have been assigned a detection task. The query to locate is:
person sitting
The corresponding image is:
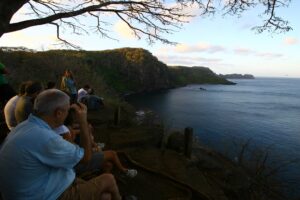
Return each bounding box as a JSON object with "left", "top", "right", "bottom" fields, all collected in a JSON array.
[
  {"left": 14, "top": 81, "right": 43, "bottom": 124},
  {"left": 55, "top": 109, "right": 137, "bottom": 178},
  {"left": 0, "top": 89, "right": 124, "bottom": 200},
  {"left": 4, "top": 81, "right": 28, "bottom": 130},
  {"left": 81, "top": 88, "right": 104, "bottom": 110},
  {"left": 78, "top": 84, "right": 90, "bottom": 102},
  {"left": 53, "top": 124, "right": 76, "bottom": 143}
]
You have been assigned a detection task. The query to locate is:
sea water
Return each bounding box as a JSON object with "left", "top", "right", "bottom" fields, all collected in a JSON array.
[{"left": 126, "top": 77, "right": 300, "bottom": 197}]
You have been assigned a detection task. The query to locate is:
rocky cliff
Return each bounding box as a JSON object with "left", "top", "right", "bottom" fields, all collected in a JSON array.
[{"left": 0, "top": 48, "right": 233, "bottom": 96}]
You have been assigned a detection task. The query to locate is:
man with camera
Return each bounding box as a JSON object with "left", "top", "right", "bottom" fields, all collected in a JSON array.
[{"left": 0, "top": 89, "right": 122, "bottom": 200}]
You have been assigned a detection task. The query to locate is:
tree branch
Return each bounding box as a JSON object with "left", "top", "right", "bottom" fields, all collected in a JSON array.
[{"left": 0, "top": 0, "right": 293, "bottom": 47}]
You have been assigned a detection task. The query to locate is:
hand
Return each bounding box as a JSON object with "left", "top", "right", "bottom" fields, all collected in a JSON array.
[
  {"left": 69, "top": 126, "right": 80, "bottom": 139},
  {"left": 70, "top": 103, "right": 88, "bottom": 125}
]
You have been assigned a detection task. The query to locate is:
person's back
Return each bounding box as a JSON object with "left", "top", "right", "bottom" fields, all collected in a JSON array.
[
  {"left": 14, "top": 81, "right": 43, "bottom": 124},
  {"left": 0, "top": 89, "right": 83, "bottom": 200},
  {"left": 82, "top": 95, "right": 104, "bottom": 111},
  {"left": 4, "top": 95, "right": 19, "bottom": 130},
  {"left": 14, "top": 95, "right": 33, "bottom": 124},
  {"left": 5, "top": 82, "right": 29, "bottom": 130},
  {"left": 0, "top": 118, "right": 78, "bottom": 200}
]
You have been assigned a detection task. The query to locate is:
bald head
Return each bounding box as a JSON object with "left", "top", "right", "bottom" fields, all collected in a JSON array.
[{"left": 34, "top": 89, "right": 70, "bottom": 116}]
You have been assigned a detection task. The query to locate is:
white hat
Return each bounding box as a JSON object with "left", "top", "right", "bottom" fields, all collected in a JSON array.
[{"left": 54, "top": 125, "right": 70, "bottom": 135}]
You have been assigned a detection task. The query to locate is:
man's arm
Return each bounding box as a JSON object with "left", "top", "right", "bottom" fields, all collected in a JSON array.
[{"left": 70, "top": 103, "right": 92, "bottom": 163}]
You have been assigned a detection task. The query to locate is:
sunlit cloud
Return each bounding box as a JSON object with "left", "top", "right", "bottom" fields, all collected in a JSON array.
[
  {"left": 233, "top": 47, "right": 256, "bottom": 55},
  {"left": 114, "top": 20, "right": 135, "bottom": 39},
  {"left": 234, "top": 47, "right": 283, "bottom": 58},
  {"left": 155, "top": 54, "right": 222, "bottom": 66},
  {"left": 0, "top": 30, "right": 68, "bottom": 50},
  {"left": 283, "top": 37, "right": 298, "bottom": 45},
  {"left": 164, "top": 42, "right": 226, "bottom": 54},
  {"left": 256, "top": 52, "right": 283, "bottom": 58}
]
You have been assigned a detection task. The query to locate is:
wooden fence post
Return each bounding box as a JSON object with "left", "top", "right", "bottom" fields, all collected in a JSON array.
[{"left": 184, "top": 127, "right": 193, "bottom": 158}]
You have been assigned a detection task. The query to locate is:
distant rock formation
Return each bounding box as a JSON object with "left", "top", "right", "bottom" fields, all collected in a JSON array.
[
  {"left": 219, "top": 73, "right": 255, "bottom": 79},
  {"left": 0, "top": 46, "right": 36, "bottom": 53}
]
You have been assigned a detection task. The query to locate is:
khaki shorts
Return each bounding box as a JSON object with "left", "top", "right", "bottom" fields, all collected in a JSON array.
[
  {"left": 74, "top": 151, "right": 104, "bottom": 176},
  {"left": 58, "top": 177, "right": 109, "bottom": 200}
]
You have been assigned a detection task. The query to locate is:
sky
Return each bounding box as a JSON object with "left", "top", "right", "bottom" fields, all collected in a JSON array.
[{"left": 0, "top": 1, "right": 299, "bottom": 78}]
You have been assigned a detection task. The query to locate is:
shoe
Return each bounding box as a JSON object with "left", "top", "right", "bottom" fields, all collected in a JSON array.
[
  {"left": 122, "top": 195, "right": 138, "bottom": 200},
  {"left": 125, "top": 169, "right": 137, "bottom": 178}
]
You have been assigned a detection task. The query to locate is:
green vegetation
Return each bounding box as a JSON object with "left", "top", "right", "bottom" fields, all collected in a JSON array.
[
  {"left": 0, "top": 47, "right": 233, "bottom": 98},
  {"left": 169, "top": 66, "right": 234, "bottom": 86}
]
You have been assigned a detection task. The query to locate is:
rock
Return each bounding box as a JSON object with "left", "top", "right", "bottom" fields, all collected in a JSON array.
[{"left": 167, "top": 131, "right": 185, "bottom": 153}]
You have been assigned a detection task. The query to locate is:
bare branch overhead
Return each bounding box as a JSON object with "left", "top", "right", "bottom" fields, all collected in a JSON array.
[{"left": 0, "top": 0, "right": 293, "bottom": 48}]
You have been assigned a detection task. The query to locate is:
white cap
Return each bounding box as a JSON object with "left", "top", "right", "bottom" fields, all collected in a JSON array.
[{"left": 54, "top": 125, "right": 70, "bottom": 135}]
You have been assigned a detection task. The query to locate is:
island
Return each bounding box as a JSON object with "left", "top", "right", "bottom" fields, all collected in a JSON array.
[{"left": 219, "top": 73, "right": 255, "bottom": 79}]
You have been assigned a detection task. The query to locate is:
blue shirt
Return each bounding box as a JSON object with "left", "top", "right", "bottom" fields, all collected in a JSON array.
[
  {"left": 62, "top": 77, "right": 77, "bottom": 94},
  {"left": 0, "top": 114, "right": 84, "bottom": 200}
]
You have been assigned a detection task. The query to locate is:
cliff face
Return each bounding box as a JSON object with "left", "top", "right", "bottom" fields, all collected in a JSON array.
[
  {"left": 86, "top": 48, "right": 172, "bottom": 94},
  {"left": 169, "top": 66, "right": 234, "bottom": 86},
  {"left": 0, "top": 48, "right": 233, "bottom": 96}
]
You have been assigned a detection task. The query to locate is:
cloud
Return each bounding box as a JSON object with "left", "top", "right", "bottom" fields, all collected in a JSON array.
[
  {"left": 0, "top": 30, "right": 69, "bottom": 50},
  {"left": 256, "top": 52, "right": 283, "bottom": 58},
  {"left": 114, "top": 20, "right": 135, "bottom": 39},
  {"left": 234, "top": 47, "right": 283, "bottom": 58},
  {"left": 155, "top": 54, "right": 222, "bottom": 66},
  {"left": 164, "top": 42, "right": 226, "bottom": 54},
  {"left": 233, "top": 47, "right": 256, "bottom": 55},
  {"left": 283, "top": 37, "right": 298, "bottom": 45}
]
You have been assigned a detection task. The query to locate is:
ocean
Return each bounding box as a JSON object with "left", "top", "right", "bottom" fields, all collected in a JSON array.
[{"left": 126, "top": 77, "right": 300, "bottom": 197}]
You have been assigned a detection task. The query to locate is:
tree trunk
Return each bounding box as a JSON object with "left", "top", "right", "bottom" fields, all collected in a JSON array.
[{"left": 0, "top": 0, "right": 28, "bottom": 37}]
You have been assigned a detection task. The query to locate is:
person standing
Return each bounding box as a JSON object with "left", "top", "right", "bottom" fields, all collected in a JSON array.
[{"left": 60, "top": 69, "right": 77, "bottom": 104}]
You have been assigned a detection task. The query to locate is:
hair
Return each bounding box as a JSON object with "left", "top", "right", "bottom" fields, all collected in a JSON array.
[
  {"left": 25, "top": 81, "right": 43, "bottom": 95},
  {"left": 83, "top": 84, "right": 90, "bottom": 90},
  {"left": 88, "top": 88, "right": 94, "bottom": 95},
  {"left": 64, "top": 69, "right": 73, "bottom": 79},
  {"left": 18, "top": 81, "right": 30, "bottom": 96},
  {"left": 64, "top": 107, "right": 76, "bottom": 126},
  {"left": 46, "top": 81, "right": 56, "bottom": 89},
  {"left": 33, "top": 89, "right": 70, "bottom": 116}
]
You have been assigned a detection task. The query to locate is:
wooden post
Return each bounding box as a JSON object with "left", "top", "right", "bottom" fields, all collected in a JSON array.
[
  {"left": 184, "top": 127, "right": 193, "bottom": 158},
  {"left": 114, "top": 106, "right": 121, "bottom": 126}
]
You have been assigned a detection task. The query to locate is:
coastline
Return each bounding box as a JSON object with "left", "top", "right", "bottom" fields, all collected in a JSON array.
[{"left": 86, "top": 104, "right": 287, "bottom": 200}]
